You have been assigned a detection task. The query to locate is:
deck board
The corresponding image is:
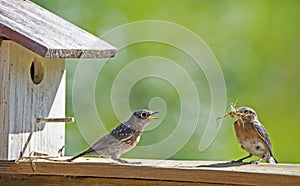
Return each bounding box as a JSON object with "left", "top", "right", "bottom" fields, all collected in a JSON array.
[{"left": 1, "top": 158, "right": 299, "bottom": 185}]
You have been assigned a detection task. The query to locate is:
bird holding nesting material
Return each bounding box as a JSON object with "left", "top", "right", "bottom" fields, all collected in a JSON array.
[{"left": 218, "top": 103, "right": 278, "bottom": 164}]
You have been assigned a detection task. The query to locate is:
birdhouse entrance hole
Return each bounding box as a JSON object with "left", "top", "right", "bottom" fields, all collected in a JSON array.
[{"left": 30, "top": 60, "right": 44, "bottom": 84}]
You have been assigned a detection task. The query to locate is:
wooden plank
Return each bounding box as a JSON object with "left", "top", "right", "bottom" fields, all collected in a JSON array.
[
  {"left": 0, "top": 159, "right": 299, "bottom": 185},
  {"left": 0, "top": 39, "right": 10, "bottom": 159},
  {"left": 0, "top": 0, "right": 117, "bottom": 58},
  {"left": 0, "top": 174, "right": 208, "bottom": 186}
]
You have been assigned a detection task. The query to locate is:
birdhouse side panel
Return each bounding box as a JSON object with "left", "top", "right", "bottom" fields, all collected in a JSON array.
[
  {"left": 31, "top": 63, "right": 66, "bottom": 158},
  {"left": 0, "top": 41, "right": 10, "bottom": 159},
  {"left": 4, "top": 41, "right": 65, "bottom": 160}
]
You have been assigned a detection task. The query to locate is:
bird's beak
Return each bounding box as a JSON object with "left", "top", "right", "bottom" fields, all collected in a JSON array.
[{"left": 147, "top": 111, "right": 159, "bottom": 120}]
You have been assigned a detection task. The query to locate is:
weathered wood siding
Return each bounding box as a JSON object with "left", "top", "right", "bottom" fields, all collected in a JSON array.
[{"left": 0, "top": 40, "right": 65, "bottom": 160}]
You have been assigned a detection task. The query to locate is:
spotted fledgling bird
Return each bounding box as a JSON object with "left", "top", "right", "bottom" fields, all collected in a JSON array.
[
  {"left": 67, "top": 109, "right": 158, "bottom": 163},
  {"left": 218, "top": 104, "right": 278, "bottom": 164}
]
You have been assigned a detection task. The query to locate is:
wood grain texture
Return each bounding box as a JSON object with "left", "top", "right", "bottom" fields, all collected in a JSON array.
[
  {"left": 0, "top": 0, "right": 117, "bottom": 58},
  {"left": 0, "top": 39, "right": 10, "bottom": 159},
  {"left": 0, "top": 40, "right": 65, "bottom": 160},
  {"left": 0, "top": 174, "right": 209, "bottom": 186},
  {"left": 0, "top": 159, "right": 299, "bottom": 185}
]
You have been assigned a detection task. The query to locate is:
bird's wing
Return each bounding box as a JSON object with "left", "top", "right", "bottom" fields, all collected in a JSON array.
[
  {"left": 253, "top": 121, "right": 273, "bottom": 153},
  {"left": 110, "top": 123, "right": 138, "bottom": 141},
  {"left": 80, "top": 123, "right": 139, "bottom": 156},
  {"left": 82, "top": 135, "right": 116, "bottom": 155}
]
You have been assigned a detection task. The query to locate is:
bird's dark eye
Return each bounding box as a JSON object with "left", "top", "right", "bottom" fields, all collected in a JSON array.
[
  {"left": 141, "top": 112, "right": 148, "bottom": 118},
  {"left": 246, "top": 110, "right": 254, "bottom": 114},
  {"left": 244, "top": 110, "right": 249, "bottom": 114}
]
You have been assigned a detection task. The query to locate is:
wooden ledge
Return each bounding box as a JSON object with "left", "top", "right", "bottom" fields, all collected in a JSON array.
[{"left": 0, "top": 158, "right": 300, "bottom": 185}]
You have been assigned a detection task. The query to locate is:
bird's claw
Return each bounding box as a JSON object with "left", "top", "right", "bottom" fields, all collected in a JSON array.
[
  {"left": 115, "top": 158, "right": 141, "bottom": 164},
  {"left": 129, "top": 161, "right": 142, "bottom": 165},
  {"left": 250, "top": 160, "right": 261, "bottom": 164}
]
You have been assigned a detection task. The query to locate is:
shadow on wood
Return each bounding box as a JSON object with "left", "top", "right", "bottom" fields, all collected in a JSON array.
[{"left": 196, "top": 161, "right": 251, "bottom": 168}]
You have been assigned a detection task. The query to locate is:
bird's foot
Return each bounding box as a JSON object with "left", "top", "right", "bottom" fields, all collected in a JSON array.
[
  {"left": 115, "top": 158, "right": 141, "bottom": 164},
  {"left": 250, "top": 159, "right": 262, "bottom": 164},
  {"left": 128, "top": 161, "right": 142, "bottom": 165}
]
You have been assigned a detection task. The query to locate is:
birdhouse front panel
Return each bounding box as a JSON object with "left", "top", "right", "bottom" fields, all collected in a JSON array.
[{"left": 0, "top": 40, "right": 65, "bottom": 160}]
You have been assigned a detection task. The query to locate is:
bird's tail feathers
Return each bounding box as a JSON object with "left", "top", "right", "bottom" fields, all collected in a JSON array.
[
  {"left": 268, "top": 156, "right": 278, "bottom": 164},
  {"left": 66, "top": 150, "right": 88, "bottom": 162}
]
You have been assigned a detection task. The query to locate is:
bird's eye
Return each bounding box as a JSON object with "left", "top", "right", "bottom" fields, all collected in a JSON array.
[
  {"left": 141, "top": 112, "right": 148, "bottom": 118},
  {"left": 244, "top": 110, "right": 249, "bottom": 114}
]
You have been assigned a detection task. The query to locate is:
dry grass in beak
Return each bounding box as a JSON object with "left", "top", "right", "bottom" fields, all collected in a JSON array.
[{"left": 216, "top": 102, "right": 238, "bottom": 127}]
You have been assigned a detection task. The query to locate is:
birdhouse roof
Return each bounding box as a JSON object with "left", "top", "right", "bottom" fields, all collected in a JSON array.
[{"left": 0, "top": 0, "right": 117, "bottom": 58}]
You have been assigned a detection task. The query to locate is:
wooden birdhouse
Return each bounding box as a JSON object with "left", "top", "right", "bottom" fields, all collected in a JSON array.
[{"left": 0, "top": 0, "right": 117, "bottom": 160}]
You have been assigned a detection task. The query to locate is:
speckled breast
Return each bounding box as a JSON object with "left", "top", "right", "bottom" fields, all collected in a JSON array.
[{"left": 234, "top": 119, "right": 267, "bottom": 158}]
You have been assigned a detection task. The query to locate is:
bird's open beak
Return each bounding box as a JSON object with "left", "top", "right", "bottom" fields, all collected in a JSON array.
[{"left": 147, "top": 111, "right": 159, "bottom": 120}]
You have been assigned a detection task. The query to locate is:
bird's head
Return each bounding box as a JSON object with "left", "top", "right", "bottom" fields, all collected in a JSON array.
[
  {"left": 128, "top": 109, "right": 159, "bottom": 130},
  {"left": 134, "top": 109, "right": 159, "bottom": 120},
  {"left": 216, "top": 103, "right": 258, "bottom": 126},
  {"left": 234, "top": 107, "right": 258, "bottom": 121}
]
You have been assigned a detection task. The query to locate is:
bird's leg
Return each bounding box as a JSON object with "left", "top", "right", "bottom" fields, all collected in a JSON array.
[
  {"left": 113, "top": 158, "right": 141, "bottom": 164},
  {"left": 119, "top": 159, "right": 141, "bottom": 164},
  {"left": 232, "top": 154, "right": 253, "bottom": 163},
  {"left": 112, "top": 155, "right": 141, "bottom": 164},
  {"left": 114, "top": 158, "right": 129, "bottom": 163},
  {"left": 128, "top": 160, "right": 142, "bottom": 164}
]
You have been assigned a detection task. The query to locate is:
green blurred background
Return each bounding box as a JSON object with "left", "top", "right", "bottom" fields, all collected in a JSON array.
[{"left": 32, "top": 0, "right": 300, "bottom": 163}]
